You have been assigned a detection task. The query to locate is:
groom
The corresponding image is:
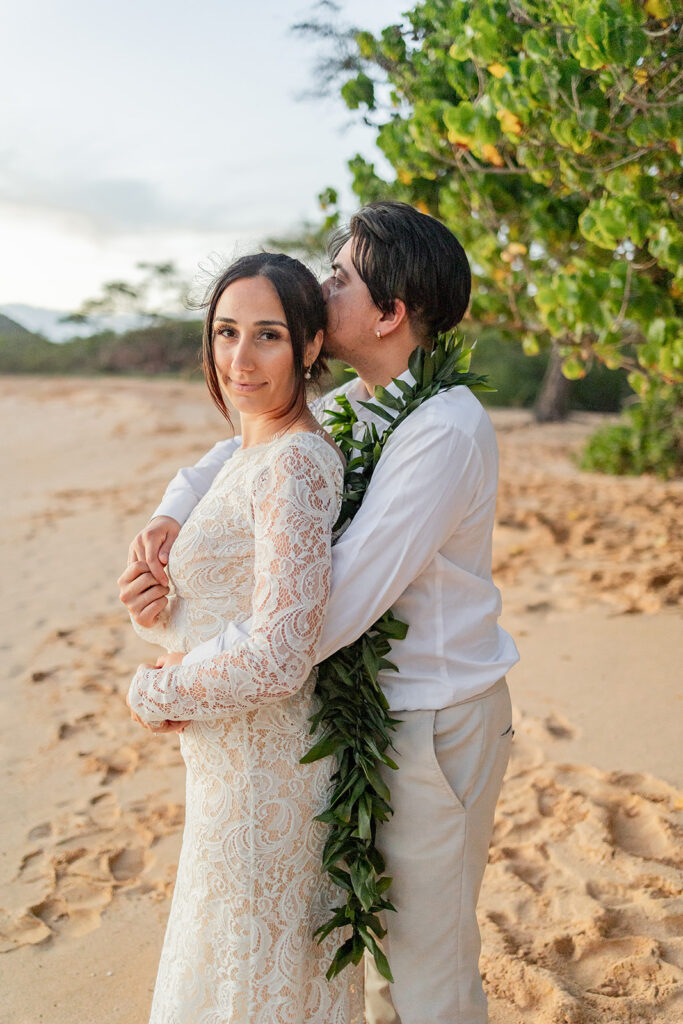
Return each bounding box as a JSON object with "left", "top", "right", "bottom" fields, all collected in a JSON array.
[{"left": 120, "top": 201, "right": 519, "bottom": 1024}]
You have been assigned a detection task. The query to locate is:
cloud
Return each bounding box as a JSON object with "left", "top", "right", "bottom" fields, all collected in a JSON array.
[{"left": 0, "top": 165, "right": 291, "bottom": 239}]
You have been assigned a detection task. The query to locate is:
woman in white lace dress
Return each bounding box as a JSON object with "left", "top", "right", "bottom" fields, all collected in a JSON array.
[{"left": 120, "top": 254, "right": 355, "bottom": 1023}]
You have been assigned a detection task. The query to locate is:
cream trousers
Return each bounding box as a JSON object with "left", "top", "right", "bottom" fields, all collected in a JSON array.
[{"left": 364, "top": 676, "right": 513, "bottom": 1024}]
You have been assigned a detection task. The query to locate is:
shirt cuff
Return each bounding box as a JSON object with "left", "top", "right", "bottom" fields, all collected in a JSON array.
[
  {"left": 152, "top": 491, "right": 201, "bottom": 526},
  {"left": 181, "top": 621, "right": 249, "bottom": 666}
]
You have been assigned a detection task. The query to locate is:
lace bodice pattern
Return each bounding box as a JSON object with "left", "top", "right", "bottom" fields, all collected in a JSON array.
[
  {"left": 128, "top": 431, "right": 344, "bottom": 721},
  {"left": 126, "top": 431, "right": 358, "bottom": 1024}
]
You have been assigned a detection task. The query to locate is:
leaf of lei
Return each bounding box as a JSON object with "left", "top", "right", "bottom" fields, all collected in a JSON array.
[{"left": 301, "top": 330, "right": 493, "bottom": 980}]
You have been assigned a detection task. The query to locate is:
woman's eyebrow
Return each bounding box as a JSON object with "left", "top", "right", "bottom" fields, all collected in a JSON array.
[{"left": 213, "top": 317, "right": 288, "bottom": 328}]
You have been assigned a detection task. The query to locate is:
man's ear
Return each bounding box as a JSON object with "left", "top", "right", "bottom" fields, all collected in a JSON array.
[{"left": 376, "top": 298, "right": 408, "bottom": 338}]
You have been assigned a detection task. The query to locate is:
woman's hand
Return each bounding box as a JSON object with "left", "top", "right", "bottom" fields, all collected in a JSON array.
[
  {"left": 126, "top": 661, "right": 190, "bottom": 734},
  {"left": 118, "top": 561, "right": 169, "bottom": 627}
]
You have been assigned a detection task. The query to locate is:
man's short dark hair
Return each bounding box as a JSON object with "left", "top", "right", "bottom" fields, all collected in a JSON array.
[{"left": 328, "top": 200, "right": 471, "bottom": 341}]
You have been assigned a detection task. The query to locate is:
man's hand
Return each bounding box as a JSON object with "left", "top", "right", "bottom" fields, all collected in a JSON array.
[
  {"left": 155, "top": 652, "right": 185, "bottom": 669},
  {"left": 128, "top": 516, "right": 181, "bottom": 586},
  {"left": 118, "top": 561, "right": 169, "bottom": 627}
]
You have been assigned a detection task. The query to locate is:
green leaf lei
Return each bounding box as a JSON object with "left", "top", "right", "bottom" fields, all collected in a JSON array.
[{"left": 301, "top": 331, "right": 494, "bottom": 981}]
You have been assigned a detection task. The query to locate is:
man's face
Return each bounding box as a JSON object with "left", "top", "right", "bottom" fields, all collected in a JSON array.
[{"left": 321, "top": 238, "right": 379, "bottom": 363}]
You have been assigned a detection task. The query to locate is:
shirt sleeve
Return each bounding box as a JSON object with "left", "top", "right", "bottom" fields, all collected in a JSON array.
[
  {"left": 127, "top": 440, "right": 343, "bottom": 722},
  {"left": 315, "top": 411, "right": 486, "bottom": 661},
  {"left": 151, "top": 436, "right": 242, "bottom": 524},
  {"left": 178, "top": 405, "right": 487, "bottom": 668}
]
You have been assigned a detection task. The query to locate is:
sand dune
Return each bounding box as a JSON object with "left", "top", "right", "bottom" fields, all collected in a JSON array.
[{"left": 1, "top": 377, "right": 681, "bottom": 1023}]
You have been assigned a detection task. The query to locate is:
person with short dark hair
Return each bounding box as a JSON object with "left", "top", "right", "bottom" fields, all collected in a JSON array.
[{"left": 121, "top": 201, "right": 519, "bottom": 1023}]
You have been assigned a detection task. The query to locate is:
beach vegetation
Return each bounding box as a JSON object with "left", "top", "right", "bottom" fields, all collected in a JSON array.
[{"left": 293, "top": 0, "right": 682, "bottom": 469}]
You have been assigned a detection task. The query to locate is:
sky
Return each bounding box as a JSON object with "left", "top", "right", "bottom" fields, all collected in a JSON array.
[{"left": 0, "top": 0, "right": 409, "bottom": 311}]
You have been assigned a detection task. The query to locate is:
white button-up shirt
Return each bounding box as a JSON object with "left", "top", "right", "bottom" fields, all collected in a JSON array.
[{"left": 152, "top": 370, "right": 519, "bottom": 711}]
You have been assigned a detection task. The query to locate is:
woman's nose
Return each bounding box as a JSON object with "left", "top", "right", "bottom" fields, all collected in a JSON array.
[{"left": 231, "top": 339, "right": 255, "bottom": 371}]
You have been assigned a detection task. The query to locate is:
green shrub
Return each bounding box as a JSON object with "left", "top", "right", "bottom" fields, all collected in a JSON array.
[{"left": 580, "top": 390, "right": 682, "bottom": 480}]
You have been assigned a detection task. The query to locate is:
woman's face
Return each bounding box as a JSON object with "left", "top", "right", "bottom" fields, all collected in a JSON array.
[{"left": 212, "top": 276, "right": 299, "bottom": 420}]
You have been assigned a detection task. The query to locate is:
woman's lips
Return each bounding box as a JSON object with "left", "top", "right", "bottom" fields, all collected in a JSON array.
[{"left": 229, "top": 380, "right": 265, "bottom": 393}]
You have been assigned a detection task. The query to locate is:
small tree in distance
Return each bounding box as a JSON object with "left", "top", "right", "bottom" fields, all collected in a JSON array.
[
  {"left": 62, "top": 261, "right": 189, "bottom": 327},
  {"left": 294, "top": 0, "right": 681, "bottom": 431}
]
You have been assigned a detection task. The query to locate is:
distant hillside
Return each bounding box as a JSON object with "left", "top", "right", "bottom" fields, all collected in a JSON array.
[
  {"left": 0, "top": 304, "right": 149, "bottom": 343},
  {"left": 0, "top": 315, "right": 631, "bottom": 413},
  {"left": 0, "top": 317, "right": 205, "bottom": 377},
  {"left": 0, "top": 314, "right": 59, "bottom": 372},
  {"left": 0, "top": 313, "right": 42, "bottom": 338}
]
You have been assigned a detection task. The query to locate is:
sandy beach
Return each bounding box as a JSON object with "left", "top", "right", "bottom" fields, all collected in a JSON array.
[{"left": 1, "top": 375, "right": 681, "bottom": 1024}]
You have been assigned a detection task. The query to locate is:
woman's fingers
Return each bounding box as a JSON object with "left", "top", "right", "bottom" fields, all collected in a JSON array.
[
  {"left": 118, "top": 561, "right": 169, "bottom": 624},
  {"left": 134, "top": 595, "right": 168, "bottom": 627},
  {"left": 154, "top": 720, "right": 190, "bottom": 733}
]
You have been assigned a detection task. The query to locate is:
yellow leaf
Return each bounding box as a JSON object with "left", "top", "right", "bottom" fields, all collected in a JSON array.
[
  {"left": 507, "top": 242, "right": 528, "bottom": 256},
  {"left": 493, "top": 267, "right": 508, "bottom": 281},
  {"left": 447, "top": 129, "right": 471, "bottom": 148},
  {"left": 633, "top": 68, "right": 648, "bottom": 85},
  {"left": 487, "top": 63, "right": 508, "bottom": 79},
  {"left": 481, "top": 143, "right": 504, "bottom": 167},
  {"left": 416, "top": 201, "right": 430, "bottom": 215},
  {"left": 644, "top": 0, "right": 669, "bottom": 18},
  {"left": 497, "top": 108, "right": 522, "bottom": 135},
  {"left": 397, "top": 169, "right": 414, "bottom": 185}
]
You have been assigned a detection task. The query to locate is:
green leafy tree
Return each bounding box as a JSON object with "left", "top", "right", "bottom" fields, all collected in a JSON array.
[
  {"left": 63, "top": 261, "right": 189, "bottom": 326},
  {"left": 296, "top": 0, "right": 682, "bottom": 427}
]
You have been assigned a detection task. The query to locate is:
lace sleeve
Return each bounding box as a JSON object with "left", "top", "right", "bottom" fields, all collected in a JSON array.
[{"left": 127, "top": 438, "right": 343, "bottom": 723}]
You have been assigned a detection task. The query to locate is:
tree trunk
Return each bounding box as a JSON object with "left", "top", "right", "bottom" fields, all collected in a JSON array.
[{"left": 534, "top": 344, "right": 572, "bottom": 423}]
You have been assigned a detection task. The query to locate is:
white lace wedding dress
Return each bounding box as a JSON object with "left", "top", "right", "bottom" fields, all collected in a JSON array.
[{"left": 127, "top": 431, "right": 360, "bottom": 1024}]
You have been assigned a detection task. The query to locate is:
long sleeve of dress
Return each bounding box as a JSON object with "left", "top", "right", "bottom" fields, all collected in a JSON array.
[{"left": 127, "top": 438, "right": 343, "bottom": 723}]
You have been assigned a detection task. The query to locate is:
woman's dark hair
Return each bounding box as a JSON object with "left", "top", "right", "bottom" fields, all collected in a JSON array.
[
  {"left": 201, "top": 252, "right": 327, "bottom": 423},
  {"left": 328, "top": 200, "right": 471, "bottom": 343}
]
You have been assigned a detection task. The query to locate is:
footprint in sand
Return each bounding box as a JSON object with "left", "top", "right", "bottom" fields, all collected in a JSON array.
[
  {"left": 81, "top": 744, "right": 140, "bottom": 785},
  {"left": 27, "top": 822, "right": 52, "bottom": 841},
  {"left": 607, "top": 794, "right": 683, "bottom": 865},
  {"left": 88, "top": 791, "right": 121, "bottom": 829},
  {"left": 57, "top": 713, "right": 97, "bottom": 740},
  {"left": 479, "top": 728, "right": 683, "bottom": 1024},
  {"left": 108, "top": 847, "right": 150, "bottom": 882}
]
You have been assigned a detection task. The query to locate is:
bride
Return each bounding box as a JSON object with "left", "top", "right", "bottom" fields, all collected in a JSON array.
[{"left": 118, "top": 253, "right": 354, "bottom": 1023}]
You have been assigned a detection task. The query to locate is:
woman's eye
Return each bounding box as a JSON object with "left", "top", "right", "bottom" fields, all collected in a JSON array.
[
  {"left": 216, "top": 327, "right": 236, "bottom": 339},
  {"left": 259, "top": 330, "right": 280, "bottom": 341}
]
